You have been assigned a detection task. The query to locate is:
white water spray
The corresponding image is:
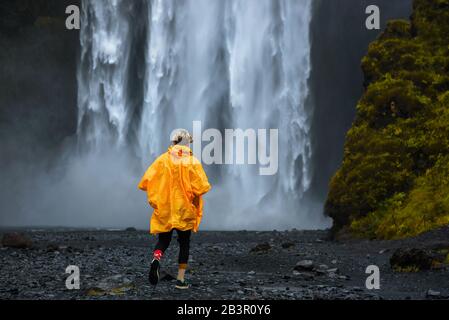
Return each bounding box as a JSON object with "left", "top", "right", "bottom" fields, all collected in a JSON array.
[{"left": 77, "top": 0, "right": 329, "bottom": 230}]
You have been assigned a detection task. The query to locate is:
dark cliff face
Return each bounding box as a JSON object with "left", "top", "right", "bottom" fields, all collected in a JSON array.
[
  {"left": 325, "top": 0, "right": 449, "bottom": 239},
  {"left": 0, "top": 0, "right": 78, "bottom": 33},
  {"left": 308, "top": 0, "right": 413, "bottom": 204},
  {"left": 0, "top": 0, "right": 80, "bottom": 166}
]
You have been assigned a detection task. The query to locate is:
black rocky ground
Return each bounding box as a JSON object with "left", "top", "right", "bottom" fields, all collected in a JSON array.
[{"left": 1, "top": 228, "right": 448, "bottom": 300}]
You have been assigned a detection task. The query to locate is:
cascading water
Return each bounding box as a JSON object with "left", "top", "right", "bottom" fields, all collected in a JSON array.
[
  {"left": 77, "top": 0, "right": 139, "bottom": 149},
  {"left": 77, "top": 0, "right": 329, "bottom": 230}
]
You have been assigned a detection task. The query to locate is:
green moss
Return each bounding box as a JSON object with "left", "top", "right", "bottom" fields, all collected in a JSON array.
[
  {"left": 393, "top": 266, "right": 420, "bottom": 273},
  {"left": 378, "top": 20, "right": 412, "bottom": 41},
  {"left": 326, "top": 0, "right": 449, "bottom": 239},
  {"left": 351, "top": 156, "right": 449, "bottom": 239},
  {"left": 357, "top": 76, "right": 431, "bottom": 126}
]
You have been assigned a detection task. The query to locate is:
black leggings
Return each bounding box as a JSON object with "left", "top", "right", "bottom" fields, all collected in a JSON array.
[{"left": 154, "top": 229, "right": 191, "bottom": 264}]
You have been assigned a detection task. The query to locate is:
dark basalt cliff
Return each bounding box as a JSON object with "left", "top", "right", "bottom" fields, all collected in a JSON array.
[
  {"left": 0, "top": 0, "right": 80, "bottom": 164},
  {"left": 326, "top": 0, "right": 449, "bottom": 239}
]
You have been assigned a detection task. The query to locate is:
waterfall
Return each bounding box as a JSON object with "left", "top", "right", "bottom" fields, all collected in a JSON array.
[{"left": 77, "top": 0, "right": 325, "bottom": 230}]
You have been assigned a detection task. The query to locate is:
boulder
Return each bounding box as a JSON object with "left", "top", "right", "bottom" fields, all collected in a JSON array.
[
  {"left": 250, "top": 242, "right": 271, "bottom": 253},
  {"left": 46, "top": 243, "right": 60, "bottom": 252},
  {"left": 281, "top": 242, "right": 295, "bottom": 249},
  {"left": 426, "top": 289, "right": 441, "bottom": 298},
  {"left": 1, "top": 233, "right": 33, "bottom": 249},
  {"left": 294, "top": 260, "right": 314, "bottom": 271},
  {"left": 86, "top": 275, "right": 135, "bottom": 296}
]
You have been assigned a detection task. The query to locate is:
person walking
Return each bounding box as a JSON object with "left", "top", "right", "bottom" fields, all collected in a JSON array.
[{"left": 138, "top": 129, "right": 211, "bottom": 289}]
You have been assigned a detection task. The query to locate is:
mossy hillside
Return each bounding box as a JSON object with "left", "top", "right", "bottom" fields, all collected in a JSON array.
[{"left": 326, "top": 0, "right": 449, "bottom": 239}]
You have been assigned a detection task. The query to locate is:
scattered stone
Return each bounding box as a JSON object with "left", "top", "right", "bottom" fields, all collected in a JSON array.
[
  {"left": 209, "top": 245, "right": 221, "bottom": 252},
  {"left": 294, "top": 260, "right": 314, "bottom": 271},
  {"left": 379, "top": 249, "right": 389, "bottom": 254},
  {"left": 238, "top": 280, "right": 246, "bottom": 287},
  {"left": 1, "top": 233, "right": 33, "bottom": 249},
  {"left": 318, "top": 264, "right": 329, "bottom": 270},
  {"left": 390, "top": 248, "right": 434, "bottom": 271},
  {"left": 315, "top": 269, "right": 327, "bottom": 276},
  {"left": 250, "top": 242, "right": 271, "bottom": 253},
  {"left": 1, "top": 229, "right": 445, "bottom": 300}
]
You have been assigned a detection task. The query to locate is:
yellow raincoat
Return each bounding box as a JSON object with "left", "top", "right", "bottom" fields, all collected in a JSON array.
[{"left": 138, "top": 145, "right": 211, "bottom": 234}]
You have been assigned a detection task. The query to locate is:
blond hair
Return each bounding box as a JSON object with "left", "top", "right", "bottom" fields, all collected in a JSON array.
[{"left": 170, "top": 129, "right": 193, "bottom": 146}]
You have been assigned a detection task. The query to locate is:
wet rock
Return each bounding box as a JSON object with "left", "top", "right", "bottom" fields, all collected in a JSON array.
[
  {"left": 281, "top": 242, "right": 295, "bottom": 249},
  {"left": 294, "top": 260, "right": 314, "bottom": 271},
  {"left": 390, "top": 248, "right": 433, "bottom": 271},
  {"left": 293, "top": 271, "right": 315, "bottom": 280},
  {"left": 46, "top": 243, "right": 59, "bottom": 252},
  {"left": 426, "top": 289, "right": 441, "bottom": 298},
  {"left": 318, "top": 264, "right": 329, "bottom": 270},
  {"left": 209, "top": 245, "right": 221, "bottom": 252},
  {"left": 1, "top": 233, "right": 33, "bottom": 249},
  {"left": 86, "top": 275, "right": 135, "bottom": 296},
  {"left": 250, "top": 242, "right": 271, "bottom": 253},
  {"left": 238, "top": 280, "right": 246, "bottom": 287},
  {"left": 314, "top": 269, "right": 327, "bottom": 276}
]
